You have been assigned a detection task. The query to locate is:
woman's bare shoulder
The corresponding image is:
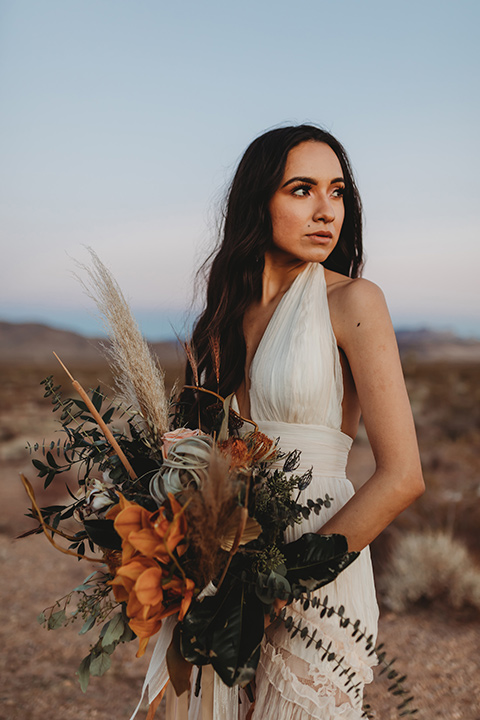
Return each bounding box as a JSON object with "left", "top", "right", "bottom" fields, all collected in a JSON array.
[{"left": 325, "top": 270, "right": 388, "bottom": 338}]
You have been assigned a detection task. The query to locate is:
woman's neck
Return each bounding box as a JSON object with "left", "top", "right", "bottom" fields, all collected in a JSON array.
[{"left": 261, "top": 252, "right": 309, "bottom": 304}]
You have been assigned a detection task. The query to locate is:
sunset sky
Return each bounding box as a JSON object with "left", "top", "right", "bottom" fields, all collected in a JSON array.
[{"left": 1, "top": 0, "right": 479, "bottom": 339}]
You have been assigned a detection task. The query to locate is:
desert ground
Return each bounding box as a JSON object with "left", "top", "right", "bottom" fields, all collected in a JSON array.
[{"left": 1, "top": 325, "right": 479, "bottom": 719}]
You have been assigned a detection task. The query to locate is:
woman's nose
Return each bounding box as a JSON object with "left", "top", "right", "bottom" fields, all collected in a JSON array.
[{"left": 313, "top": 196, "right": 335, "bottom": 223}]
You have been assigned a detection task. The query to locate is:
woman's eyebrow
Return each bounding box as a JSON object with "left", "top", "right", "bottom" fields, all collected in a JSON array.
[
  {"left": 281, "top": 175, "right": 345, "bottom": 189},
  {"left": 281, "top": 176, "right": 317, "bottom": 188}
]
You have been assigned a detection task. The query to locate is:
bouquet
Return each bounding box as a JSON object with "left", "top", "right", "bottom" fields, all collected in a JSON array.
[{"left": 21, "top": 250, "right": 417, "bottom": 718}]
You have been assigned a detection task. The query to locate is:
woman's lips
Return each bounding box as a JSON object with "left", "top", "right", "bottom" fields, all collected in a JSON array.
[{"left": 307, "top": 231, "right": 333, "bottom": 243}]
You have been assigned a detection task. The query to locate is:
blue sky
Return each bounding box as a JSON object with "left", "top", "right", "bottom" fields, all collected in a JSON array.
[{"left": 1, "top": 0, "right": 479, "bottom": 339}]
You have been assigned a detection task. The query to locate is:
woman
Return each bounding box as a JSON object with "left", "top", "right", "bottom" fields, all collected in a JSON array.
[{"left": 186, "top": 125, "right": 424, "bottom": 719}]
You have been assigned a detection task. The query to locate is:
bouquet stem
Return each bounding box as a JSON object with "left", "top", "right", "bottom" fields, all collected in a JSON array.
[
  {"left": 53, "top": 353, "right": 137, "bottom": 481},
  {"left": 20, "top": 474, "right": 104, "bottom": 562}
]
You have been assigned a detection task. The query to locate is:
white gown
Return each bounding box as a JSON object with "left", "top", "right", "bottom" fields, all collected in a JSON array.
[
  {"left": 136, "top": 262, "right": 378, "bottom": 720},
  {"left": 248, "top": 262, "right": 379, "bottom": 720}
]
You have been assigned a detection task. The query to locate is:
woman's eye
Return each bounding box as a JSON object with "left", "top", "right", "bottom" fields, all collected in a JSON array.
[
  {"left": 332, "top": 186, "right": 345, "bottom": 198},
  {"left": 291, "top": 184, "right": 311, "bottom": 197}
]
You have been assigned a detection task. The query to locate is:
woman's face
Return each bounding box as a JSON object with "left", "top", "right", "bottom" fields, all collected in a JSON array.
[{"left": 268, "top": 141, "right": 345, "bottom": 265}]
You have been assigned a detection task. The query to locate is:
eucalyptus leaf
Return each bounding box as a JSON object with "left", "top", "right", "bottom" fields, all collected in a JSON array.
[
  {"left": 76, "top": 655, "right": 91, "bottom": 692},
  {"left": 79, "top": 615, "right": 96, "bottom": 635},
  {"left": 102, "top": 613, "right": 125, "bottom": 647},
  {"left": 255, "top": 571, "right": 291, "bottom": 604},
  {"left": 120, "top": 623, "right": 135, "bottom": 643},
  {"left": 89, "top": 651, "right": 112, "bottom": 676},
  {"left": 47, "top": 609, "right": 67, "bottom": 629},
  {"left": 79, "top": 568, "right": 101, "bottom": 584},
  {"left": 102, "top": 643, "right": 117, "bottom": 655}
]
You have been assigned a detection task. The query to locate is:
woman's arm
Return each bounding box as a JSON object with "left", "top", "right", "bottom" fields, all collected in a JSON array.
[{"left": 321, "top": 278, "right": 425, "bottom": 552}]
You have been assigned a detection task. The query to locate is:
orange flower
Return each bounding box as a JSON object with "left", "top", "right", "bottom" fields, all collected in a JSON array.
[
  {"left": 134, "top": 566, "right": 164, "bottom": 607},
  {"left": 106, "top": 492, "right": 133, "bottom": 522},
  {"left": 107, "top": 494, "right": 150, "bottom": 563},
  {"left": 163, "top": 576, "right": 195, "bottom": 620},
  {"left": 247, "top": 431, "right": 277, "bottom": 463},
  {"left": 110, "top": 557, "right": 157, "bottom": 602},
  {"left": 219, "top": 437, "right": 253, "bottom": 470},
  {"left": 110, "top": 502, "right": 152, "bottom": 540},
  {"left": 107, "top": 492, "right": 195, "bottom": 656},
  {"left": 127, "top": 496, "right": 187, "bottom": 563}
]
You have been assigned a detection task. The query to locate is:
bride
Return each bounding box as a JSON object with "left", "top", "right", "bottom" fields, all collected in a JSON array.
[{"left": 181, "top": 124, "right": 424, "bottom": 719}]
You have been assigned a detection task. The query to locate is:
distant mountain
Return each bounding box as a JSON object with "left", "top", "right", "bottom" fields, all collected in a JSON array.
[
  {"left": 0, "top": 321, "right": 181, "bottom": 367},
  {"left": 396, "top": 328, "right": 480, "bottom": 362},
  {"left": 1, "top": 321, "right": 479, "bottom": 366}
]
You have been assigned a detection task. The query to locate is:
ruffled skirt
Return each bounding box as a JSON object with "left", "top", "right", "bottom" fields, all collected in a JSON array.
[{"left": 251, "top": 421, "right": 379, "bottom": 720}]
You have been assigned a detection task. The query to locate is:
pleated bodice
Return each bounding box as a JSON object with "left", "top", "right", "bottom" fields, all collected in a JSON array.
[{"left": 250, "top": 262, "right": 344, "bottom": 429}]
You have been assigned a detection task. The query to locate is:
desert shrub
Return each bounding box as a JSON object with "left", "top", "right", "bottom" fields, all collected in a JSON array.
[{"left": 380, "top": 530, "right": 480, "bottom": 613}]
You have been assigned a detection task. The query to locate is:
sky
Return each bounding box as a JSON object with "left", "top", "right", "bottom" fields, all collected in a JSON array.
[{"left": 1, "top": 0, "right": 479, "bottom": 340}]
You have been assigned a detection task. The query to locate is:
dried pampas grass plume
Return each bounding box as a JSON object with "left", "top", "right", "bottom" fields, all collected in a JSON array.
[
  {"left": 75, "top": 248, "right": 169, "bottom": 443},
  {"left": 183, "top": 449, "right": 241, "bottom": 587}
]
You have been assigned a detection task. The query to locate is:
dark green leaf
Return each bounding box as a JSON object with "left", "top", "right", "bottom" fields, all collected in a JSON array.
[
  {"left": 282, "top": 533, "right": 359, "bottom": 592},
  {"left": 102, "top": 407, "right": 115, "bottom": 424},
  {"left": 44, "top": 471, "right": 57, "bottom": 489},
  {"left": 84, "top": 519, "right": 122, "bottom": 550},
  {"left": 79, "top": 616, "right": 96, "bottom": 635},
  {"left": 89, "top": 651, "right": 112, "bottom": 676},
  {"left": 77, "top": 655, "right": 91, "bottom": 692},
  {"left": 102, "top": 614, "right": 125, "bottom": 646},
  {"left": 91, "top": 387, "right": 103, "bottom": 412},
  {"left": 48, "top": 609, "right": 66, "bottom": 629},
  {"left": 46, "top": 451, "right": 60, "bottom": 469},
  {"left": 32, "top": 458, "right": 48, "bottom": 474},
  {"left": 255, "top": 571, "right": 291, "bottom": 604},
  {"left": 181, "top": 580, "right": 264, "bottom": 687}
]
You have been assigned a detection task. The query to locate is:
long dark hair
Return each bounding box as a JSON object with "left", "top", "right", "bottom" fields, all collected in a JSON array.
[{"left": 186, "top": 124, "right": 364, "bottom": 406}]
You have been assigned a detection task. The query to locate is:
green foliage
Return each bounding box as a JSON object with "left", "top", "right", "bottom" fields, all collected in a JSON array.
[
  {"left": 252, "top": 462, "right": 332, "bottom": 546},
  {"left": 89, "top": 651, "right": 112, "bottom": 677},
  {"left": 26, "top": 376, "right": 163, "bottom": 554},
  {"left": 101, "top": 613, "right": 125, "bottom": 646},
  {"left": 181, "top": 578, "right": 264, "bottom": 687},
  {"left": 251, "top": 544, "right": 286, "bottom": 575},
  {"left": 182, "top": 521, "right": 361, "bottom": 689},
  {"left": 255, "top": 570, "right": 291, "bottom": 604},
  {"left": 273, "top": 595, "right": 418, "bottom": 718},
  {"left": 74, "top": 608, "right": 135, "bottom": 692},
  {"left": 281, "top": 532, "right": 359, "bottom": 592},
  {"left": 77, "top": 655, "right": 91, "bottom": 692}
]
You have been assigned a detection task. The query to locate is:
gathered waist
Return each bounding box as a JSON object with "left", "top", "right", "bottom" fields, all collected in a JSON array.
[{"left": 256, "top": 420, "right": 352, "bottom": 479}]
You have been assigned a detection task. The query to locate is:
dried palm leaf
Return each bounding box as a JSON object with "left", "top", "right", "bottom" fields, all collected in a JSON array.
[{"left": 219, "top": 510, "right": 262, "bottom": 552}]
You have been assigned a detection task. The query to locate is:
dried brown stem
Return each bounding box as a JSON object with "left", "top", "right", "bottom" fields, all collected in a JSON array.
[
  {"left": 54, "top": 353, "right": 137, "bottom": 481},
  {"left": 20, "top": 474, "right": 104, "bottom": 563}
]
